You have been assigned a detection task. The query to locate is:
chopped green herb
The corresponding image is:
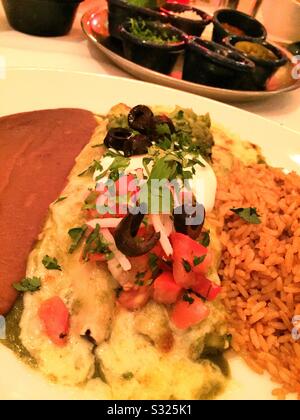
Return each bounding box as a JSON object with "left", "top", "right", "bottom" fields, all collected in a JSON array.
[
  {"left": 13, "top": 277, "right": 41, "bottom": 293},
  {"left": 182, "top": 259, "right": 192, "bottom": 273},
  {"left": 54, "top": 196, "right": 67, "bottom": 204},
  {"left": 82, "top": 191, "right": 99, "bottom": 210},
  {"left": 156, "top": 123, "right": 171, "bottom": 137},
  {"left": 122, "top": 371, "right": 134, "bottom": 380},
  {"left": 149, "top": 253, "right": 159, "bottom": 273},
  {"left": 96, "top": 156, "right": 129, "bottom": 182},
  {"left": 142, "top": 157, "right": 154, "bottom": 177},
  {"left": 78, "top": 160, "right": 103, "bottom": 177},
  {"left": 193, "top": 255, "right": 206, "bottom": 266},
  {"left": 136, "top": 271, "right": 146, "bottom": 280},
  {"left": 199, "top": 231, "right": 210, "bottom": 248},
  {"left": 183, "top": 291, "right": 194, "bottom": 304},
  {"left": 231, "top": 207, "right": 261, "bottom": 225},
  {"left": 68, "top": 225, "right": 87, "bottom": 254},
  {"left": 42, "top": 255, "right": 62, "bottom": 271},
  {"left": 128, "top": 18, "right": 180, "bottom": 45},
  {"left": 157, "top": 137, "right": 172, "bottom": 151},
  {"left": 83, "top": 224, "right": 111, "bottom": 261},
  {"left": 91, "top": 144, "right": 103, "bottom": 148},
  {"left": 176, "top": 110, "right": 184, "bottom": 120}
]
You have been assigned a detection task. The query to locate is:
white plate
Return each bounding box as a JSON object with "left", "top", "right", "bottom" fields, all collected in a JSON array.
[
  {"left": 0, "top": 68, "right": 299, "bottom": 400},
  {"left": 81, "top": 8, "right": 300, "bottom": 104}
]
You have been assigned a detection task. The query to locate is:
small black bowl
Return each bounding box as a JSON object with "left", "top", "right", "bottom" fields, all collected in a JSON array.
[
  {"left": 213, "top": 8, "right": 267, "bottom": 44},
  {"left": 120, "top": 20, "right": 186, "bottom": 74},
  {"left": 1, "top": 0, "right": 83, "bottom": 37},
  {"left": 160, "top": 3, "right": 211, "bottom": 37},
  {"left": 108, "top": 0, "right": 167, "bottom": 40},
  {"left": 182, "top": 38, "right": 255, "bottom": 90},
  {"left": 224, "top": 36, "right": 288, "bottom": 90}
]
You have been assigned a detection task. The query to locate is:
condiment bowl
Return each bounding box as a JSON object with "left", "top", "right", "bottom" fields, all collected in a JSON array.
[
  {"left": 108, "top": 0, "right": 167, "bottom": 40},
  {"left": 160, "top": 2, "right": 212, "bottom": 37},
  {"left": 120, "top": 19, "right": 187, "bottom": 74},
  {"left": 2, "top": 0, "right": 83, "bottom": 37},
  {"left": 224, "top": 35, "right": 288, "bottom": 89},
  {"left": 213, "top": 8, "right": 267, "bottom": 44},
  {"left": 182, "top": 38, "right": 255, "bottom": 90}
]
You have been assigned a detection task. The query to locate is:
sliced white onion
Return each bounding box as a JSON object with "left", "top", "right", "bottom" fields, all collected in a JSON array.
[
  {"left": 161, "top": 214, "right": 174, "bottom": 237},
  {"left": 101, "top": 228, "right": 132, "bottom": 272},
  {"left": 87, "top": 218, "right": 122, "bottom": 229},
  {"left": 151, "top": 214, "right": 173, "bottom": 257}
]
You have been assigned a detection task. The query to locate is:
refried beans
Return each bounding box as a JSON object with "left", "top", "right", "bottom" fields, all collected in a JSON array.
[{"left": 0, "top": 108, "right": 97, "bottom": 315}]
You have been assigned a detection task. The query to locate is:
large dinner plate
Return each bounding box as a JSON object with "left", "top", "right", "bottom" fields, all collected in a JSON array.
[
  {"left": 0, "top": 68, "right": 299, "bottom": 400},
  {"left": 81, "top": 8, "right": 300, "bottom": 104}
]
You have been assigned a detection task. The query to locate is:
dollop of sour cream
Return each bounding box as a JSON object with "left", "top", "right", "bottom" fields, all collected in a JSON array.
[{"left": 94, "top": 154, "right": 217, "bottom": 212}]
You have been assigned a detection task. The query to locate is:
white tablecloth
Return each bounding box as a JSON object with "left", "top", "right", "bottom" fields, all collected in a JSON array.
[{"left": 0, "top": 0, "right": 299, "bottom": 132}]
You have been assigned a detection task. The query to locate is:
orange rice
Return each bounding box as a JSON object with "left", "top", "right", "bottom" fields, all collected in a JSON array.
[{"left": 208, "top": 160, "right": 300, "bottom": 399}]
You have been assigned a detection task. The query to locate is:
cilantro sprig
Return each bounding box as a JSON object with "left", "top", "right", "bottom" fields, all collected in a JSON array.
[
  {"left": 42, "top": 255, "right": 62, "bottom": 271},
  {"left": 14, "top": 277, "right": 41, "bottom": 293},
  {"left": 231, "top": 207, "right": 261, "bottom": 225},
  {"left": 68, "top": 225, "right": 87, "bottom": 254}
]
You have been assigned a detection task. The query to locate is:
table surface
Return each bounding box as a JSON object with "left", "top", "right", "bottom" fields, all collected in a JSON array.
[{"left": 0, "top": 0, "right": 299, "bottom": 133}]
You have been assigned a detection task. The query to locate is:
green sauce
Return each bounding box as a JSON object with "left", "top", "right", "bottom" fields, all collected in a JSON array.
[
  {"left": 128, "top": 18, "right": 180, "bottom": 45},
  {"left": 235, "top": 41, "right": 277, "bottom": 61},
  {"left": 0, "top": 297, "right": 36, "bottom": 367}
]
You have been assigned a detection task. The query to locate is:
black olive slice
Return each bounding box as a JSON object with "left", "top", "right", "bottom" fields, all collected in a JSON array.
[
  {"left": 104, "top": 128, "right": 132, "bottom": 150},
  {"left": 114, "top": 212, "right": 160, "bottom": 257},
  {"left": 128, "top": 105, "right": 154, "bottom": 134}
]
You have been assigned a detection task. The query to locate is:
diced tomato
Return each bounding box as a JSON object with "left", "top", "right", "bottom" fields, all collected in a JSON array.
[
  {"left": 192, "top": 274, "right": 222, "bottom": 301},
  {"left": 172, "top": 258, "right": 197, "bottom": 288},
  {"left": 88, "top": 253, "right": 107, "bottom": 263},
  {"left": 128, "top": 254, "right": 153, "bottom": 283},
  {"left": 171, "top": 294, "right": 210, "bottom": 330},
  {"left": 150, "top": 241, "right": 172, "bottom": 262},
  {"left": 153, "top": 272, "right": 182, "bottom": 305},
  {"left": 118, "top": 286, "right": 152, "bottom": 311},
  {"left": 39, "top": 297, "right": 70, "bottom": 346},
  {"left": 170, "top": 232, "right": 210, "bottom": 287}
]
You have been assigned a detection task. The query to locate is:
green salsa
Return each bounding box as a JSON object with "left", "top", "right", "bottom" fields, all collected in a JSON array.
[
  {"left": 127, "top": 18, "right": 181, "bottom": 45},
  {"left": 0, "top": 296, "right": 36, "bottom": 367},
  {"left": 235, "top": 41, "right": 278, "bottom": 61}
]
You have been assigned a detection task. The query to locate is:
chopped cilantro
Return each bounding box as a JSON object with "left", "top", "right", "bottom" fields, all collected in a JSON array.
[
  {"left": 193, "top": 255, "right": 206, "bottom": 266},
  {"left": 183, "top": 291, "right": 194, "bottom": 304},
  {"left": 83, "top": 191, "right": 99, "bottom": 210},
  {"left": 122, "top": 371, "right": 134, "bottom": 380},
  {"left": 13, "top": 277, "right": 41, "bottom": 293},
  {"left": 231, "top": 207, "right": 261, "bottom": 225},
  {"left": 83, "top": 224, "right": 111, "bottom": 261},
  {"left": 68, "top": 225, "right": 88, "bottom": 254},
  {"left": 42, "top": 255, "right": 62, "bottom": 271},
  {"left": 96, "top": 156, "right": 129, "bottom": 182},
  {"left": 54, "top": 196, "right": 67, "bottom": 204},
  {"left": 149, "top": 253, "right": 159, "bottom": 273},
  {"left": 78, "top": 160, "right": 103, "bottom": 177},
  {"left": 199, "top": 231, "right": 210, "bottom": 248},
  {"left": 182, "top": 259, "right": 192, "bottom": 273},
  {"left": 127, "top": 18, "right": 180, "bottom": 45}
]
